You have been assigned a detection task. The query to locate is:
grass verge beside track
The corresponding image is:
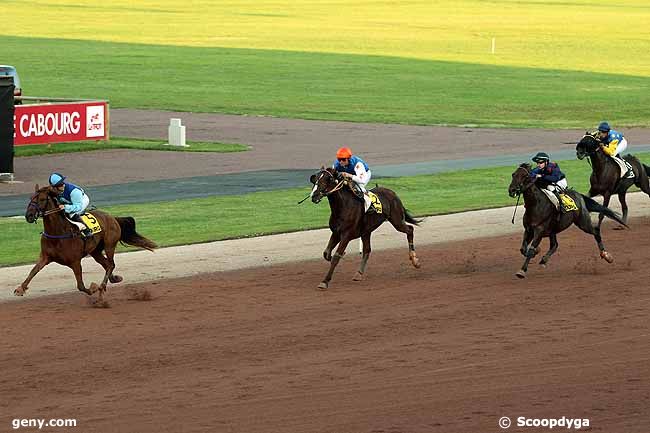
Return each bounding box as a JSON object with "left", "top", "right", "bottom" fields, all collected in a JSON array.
[
  {"left": 2, "top": 153, "right": 648, "bottom": 267},
  {"left": 14, "top": 138, "right": 248, "bottom": 157}
]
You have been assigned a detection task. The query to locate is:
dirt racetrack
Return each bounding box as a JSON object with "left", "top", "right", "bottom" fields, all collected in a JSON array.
[{"left": 2, "top": 219, "right": 650, "bottom": 433}]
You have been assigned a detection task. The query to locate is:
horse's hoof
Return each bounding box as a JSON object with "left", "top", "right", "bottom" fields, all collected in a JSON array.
[
  {"left": 109, "top": 274, "right": 123, "bottom": 283},
  {"left": 352, "top": 271, "right": 365, "bottom": 281},
  {"left": 323, "top": 251, "right": 331, "bottom": 262},
  {"left": 539, "top": 262, "right": 547, "bottom": 268},
  {"left": 515, "top": 270, "right": 526, "bottom": 279},
  {"left": 600, "top": 251, "right": 614, "bottom": 263},
  {"left": 88, "top": 282, "right": 100, "bottom": 294},
  {"left": 409, "top": 253, "right": 421, "bottom": 268},
  {"left": 613, "top": 225, "right": 626, "bottom": 231},
  {"left": 317, "top": 282, "right": 328, "bottom": 290},
  {"left": 14, "top": 286, "right": 25, "bottom": 296}
]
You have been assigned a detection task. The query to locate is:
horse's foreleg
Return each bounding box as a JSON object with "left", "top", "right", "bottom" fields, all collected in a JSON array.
[
  {"left": 516, "top": 228, "right": 543, "bottom": 278},
  {"left": 539, "top": 233, "right": 558, "bottom": 267},
  {"left": 15, "top": 255, "right": 51, "bottom": 296},
  {"left": 353, "top": 233, "right": 372, "bottom": 281},
  {"left": 323, "top": 231, "right": 340, "bottom": 262},
  {"left": 318, "top": 237, "right": 351, "bottom": 290},
  {"left": 615, "top": 192, "right": 628, "bottom": 229},
  {"left": 520, "top": 227, "right": 533, "bottom": 256},
  {"left": 598, "top": 193, "right": 611, "bottom": 230}
]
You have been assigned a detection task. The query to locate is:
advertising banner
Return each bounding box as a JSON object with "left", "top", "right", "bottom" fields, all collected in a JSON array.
[{"left": 14, "top": 101, "right": 108, "bottom": 145}]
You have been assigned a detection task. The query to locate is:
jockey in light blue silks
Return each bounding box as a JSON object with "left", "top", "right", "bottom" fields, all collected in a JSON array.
[{"left": 48, "top": 172, "right": 93, "bottom": 238}]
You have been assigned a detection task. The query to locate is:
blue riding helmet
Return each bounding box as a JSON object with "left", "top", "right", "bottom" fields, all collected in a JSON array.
[
  {"left": 598, "top": 121, "right": 611, "bottom": 132},
  {"left": 49, "top": 173, "right": 66, "bottom": 187}
]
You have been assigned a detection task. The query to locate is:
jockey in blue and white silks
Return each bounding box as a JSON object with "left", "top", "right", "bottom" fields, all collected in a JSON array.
[
  {"left": 530, "top": 152, "right": 568, "bottom": 192},
  {"left": 49, "top": 172, "right": 93, "bottom": 238},
  {"left": 332, "top": 147, "right": 371, "bottom": 197}
]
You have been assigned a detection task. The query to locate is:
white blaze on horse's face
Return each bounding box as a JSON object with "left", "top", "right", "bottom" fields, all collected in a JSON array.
[{"left": 311, "top": 172, "right": 326, "bottom": 198}]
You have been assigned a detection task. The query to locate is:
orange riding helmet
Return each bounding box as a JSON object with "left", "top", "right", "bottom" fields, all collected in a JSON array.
[{"left": 336, "top": 147, "right": 353, "bottom": 159}]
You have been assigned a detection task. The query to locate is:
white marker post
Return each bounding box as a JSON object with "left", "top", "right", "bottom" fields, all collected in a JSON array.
[
  {"left": 491, "top": 37, "right": 496, "bottom": 54},
  {"left": 167, "top": 118, "right": 188, "bottom": 147}
]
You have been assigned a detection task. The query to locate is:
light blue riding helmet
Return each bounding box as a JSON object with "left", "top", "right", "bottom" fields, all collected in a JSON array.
[{"left": 49, "top": 173, "right": 66, "bottom": 187}]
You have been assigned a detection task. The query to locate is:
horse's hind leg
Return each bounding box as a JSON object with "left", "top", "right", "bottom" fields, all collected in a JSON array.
[
  {"left": 539, "top": 233, "right": 558, "bottom": 267},
  {"left": 15, "top": 254, "right": 51, "bottom": 296},
  {"left": 71, "top": 260, "right": 94, "bottom": 295},
  {"left": 353, "top": 233, "right": 371, "bottom": 281},
  {"left": 90, "top": 249, "right": 120, "bottom": 291},
  {"left": 390, "top": 219, "right": 420, "bottom": 268},
  {"left": 576, "top": 212, "right": 614, "bottom": 263},
  {"left": 103, "top": 243, "right": 122, "bottom": 284}
]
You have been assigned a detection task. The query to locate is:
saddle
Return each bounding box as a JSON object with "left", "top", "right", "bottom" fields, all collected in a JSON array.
[
  {"left": 66, "top": 212, "right": 102, "bottom": 238},
  {"left": 608, "top": 155, "right": 635, "bottom": 179},
  {"left": 346, "top": 182, "right": 382, "bottom": 214},
  {"left": 540, "top": 189, "right": 578, "bottom": 213}
]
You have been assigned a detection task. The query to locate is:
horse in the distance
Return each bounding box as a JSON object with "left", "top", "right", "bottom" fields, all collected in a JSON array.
[
  {"left": 508, "top": 164, "right": 626, "bottom": 278},
  {"left": 310, "top": 167, "right": 421, "bottom": 289},
  {"left": 16, "top": 185, "right": 157, "bottom": 303},
  {"left": 576, "top": 133, "right": 650, "bottom": 228}
]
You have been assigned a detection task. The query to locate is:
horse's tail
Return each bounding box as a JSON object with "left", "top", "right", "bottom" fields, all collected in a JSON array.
[
  {"left": 641, "top": 163, "right": 650, "bottom": 195},
  {"left": 404, "top": 209, "right": 422, "bottom": 226},
  {"left": 116, "top": 217, "right": 158, "bottom": 251},
  {"left": 581, "top": 195, "right": 628, "bottom": 228}
]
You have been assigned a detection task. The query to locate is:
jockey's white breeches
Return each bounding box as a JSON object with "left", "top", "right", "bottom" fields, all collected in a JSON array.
[
  {"left": 614, "top": 138, "right": 628, "bottom": 156},
  {"left": 356, "top": 170, "right": 371, "bottom": 192},
  {"left": 546, "top": 178, "right": 568, "bottom": 192}
]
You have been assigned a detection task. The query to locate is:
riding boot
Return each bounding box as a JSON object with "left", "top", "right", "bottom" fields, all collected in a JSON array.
[{"left": 71, "top": 214, "right": 93, "bottom": 239}]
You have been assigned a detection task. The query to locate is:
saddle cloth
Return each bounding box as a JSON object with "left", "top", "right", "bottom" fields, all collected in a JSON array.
[
  {"left": 66, "top": 212, "right": 102, "bottom": 234},
  {"left": 611, "top": 156, "right": 635, "bottom": 179},
  {"left": 364, "top": 191, "right": 383, "bottom": 214},
  {"left": 540, "top": 189, "right": 578, "bottom": 212}
]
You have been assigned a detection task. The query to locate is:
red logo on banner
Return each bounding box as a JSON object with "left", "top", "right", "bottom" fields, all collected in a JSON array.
[{"left": 13, "top": 102, "right": 107, "bottom": 146}]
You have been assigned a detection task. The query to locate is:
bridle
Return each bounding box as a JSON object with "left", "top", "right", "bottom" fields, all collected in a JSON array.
[
  {"left": 27, "top": 191, "right": 62, "bottom": 222},
  {"left": 312, "top": 169, "right": 346, "bottom": 202},
  {"left": 511, "top": 165, "right": 536, "bottom": 196},
  {"left": 576, "top": 134, "right": 601, "bottom": 161}
]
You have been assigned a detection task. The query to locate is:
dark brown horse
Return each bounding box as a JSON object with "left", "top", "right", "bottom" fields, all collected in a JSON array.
[
  {"left": 15, "top": 185, "right": 157, "bottom": 302},
  {"left": 310, "top": 167, "right": 421, "bottom": 290},
  {"left": 508, "top": 164, "right": 626, "bottom": 278},
  {"left": 576, "top": 133, "right": 650, "bottom": 228}
]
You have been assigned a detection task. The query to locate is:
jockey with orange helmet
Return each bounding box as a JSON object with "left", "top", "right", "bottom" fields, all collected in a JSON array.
[
  {"left": 333, "top": 147, "right": 371, "bottom": 198},
  {"left": 48, "top": 172, "right": 93, "bottom": 238}
]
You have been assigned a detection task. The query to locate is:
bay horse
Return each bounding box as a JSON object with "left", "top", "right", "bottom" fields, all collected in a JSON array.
[
  {"left": 15, "top": 184, "right": 157, "bottom": 302},
  {"left": 508, "top": 164, "right": 626, "bottom": 278},
  {"left": 576, "top": 133, "right": 650, "bottom": 228},
  {"left": 310, "top": 167, "right": 421, "bottom": 290}
]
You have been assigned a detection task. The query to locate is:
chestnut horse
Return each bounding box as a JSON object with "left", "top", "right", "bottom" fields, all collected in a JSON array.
[
  {"left": 310, "top": 167, "right": 421, "bottom": 290},
  {"left": 16, "top": 185, "right": 157, "bottom": 302}
]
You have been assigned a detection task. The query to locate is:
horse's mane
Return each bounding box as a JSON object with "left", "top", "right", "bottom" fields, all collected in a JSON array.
[{"left": 519, "top": 162, "right": 531, "bottom": 170}]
